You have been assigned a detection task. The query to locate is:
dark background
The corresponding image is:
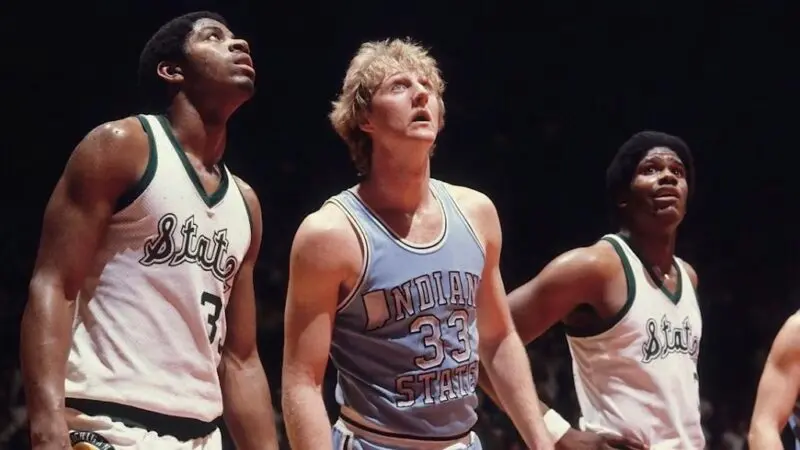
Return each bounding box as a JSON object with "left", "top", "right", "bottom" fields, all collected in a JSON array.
[{"left": 0, "top": 1, "right": 795, "bottom": 448}]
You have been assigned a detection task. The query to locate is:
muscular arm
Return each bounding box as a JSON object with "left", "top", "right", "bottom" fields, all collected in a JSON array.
[
  {"left": 462, "top": 190, "right": 552, "bottom": 449},
  {"left": 748, "top": 313, "right": 800, "bottom": 449},
  {"left": 477, "top": 245, "right": 611, "bottom": 440},
  {"left": 218, "top": 178, "right": 278, "bottom": 450},
  {"left": 282, "top": 206, "right": 357, "bottom": 450},
  {"left": 20, "top": 118, "right": 147, "bottom": 449}
]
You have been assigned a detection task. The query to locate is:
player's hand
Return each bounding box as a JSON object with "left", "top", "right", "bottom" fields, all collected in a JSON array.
[
  {"left": 555, "top": 428, "right": 648, "bottom": 450},
  {"left": 29, "top": 418, "right": 71, "bottom": 450}
]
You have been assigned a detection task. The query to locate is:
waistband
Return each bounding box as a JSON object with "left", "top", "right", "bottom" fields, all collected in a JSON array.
[
  {"left": 66, "top": 397, "right": 219, "bottom": 441},
  {"left": 338, "top": 406, "right": 473, "bottom": 449}
]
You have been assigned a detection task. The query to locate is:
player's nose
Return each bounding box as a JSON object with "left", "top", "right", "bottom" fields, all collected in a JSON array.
[
  {"left": 658, "top": 169, "right": 678, "bottom": 186},
  {"left": 412, "top": 88, "right": 429, "bottom": 108},
  {"left": 229, "top": 38, "right": 250, "bottom": 55}
]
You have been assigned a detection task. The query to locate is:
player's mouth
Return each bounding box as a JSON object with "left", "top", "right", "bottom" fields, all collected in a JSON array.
[
  {"left": 233, "top": 55, "right": 256, "bottom": 77},
  {"left": 410, "top": 109, "right": 432, "bottom": 125},
  {"left": 653, "top": 187, "right": 680, "bottom": 201}
]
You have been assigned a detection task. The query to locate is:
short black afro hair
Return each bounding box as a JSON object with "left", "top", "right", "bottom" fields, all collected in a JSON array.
[
  {"left": 605, "top": 130, "right": 695, "bottom": 221},
  {"left": 138, "top": 11, "right": 228, "bottom": 111}
]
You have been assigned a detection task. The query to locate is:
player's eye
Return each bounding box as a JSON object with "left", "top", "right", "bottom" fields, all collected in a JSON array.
[
  {"left": 391, "top": 82, "right": 408, "bottom": 92},
  {"left": 641, "top": 166, "right": 657, "bottom": 175}
]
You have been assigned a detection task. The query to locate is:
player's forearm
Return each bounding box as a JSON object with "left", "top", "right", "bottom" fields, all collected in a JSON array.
[
  {"left": 219, "top": 353, "right": 278, "bottom": 450},
  {"left": 20, "top": 283, "right": 73, "bottom": 424},
  {"left": 747, "top": 422, "right": 784, "bottom": 450},
  {"left": 281, "top": 383, "right": 333, "bottom": 450},
  {"left": 479, "top": 367, "right": 554, "bottom": 418},
  {"left": 481, "top": 331, "right": 553, "bottom": 449}
]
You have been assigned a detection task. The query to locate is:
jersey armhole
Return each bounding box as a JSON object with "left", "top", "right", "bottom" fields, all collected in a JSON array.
[
  {"left": 231, "top": 176, "right": 254, "bottom": 237},
  {"left": 114, "top": 115, "right": 158, "bottom": 213},
  {"left": 325, "top": 198, "right": 371, "bottom": 313},
  {"left": 432, "top": 180, "right": 485, "bottom": 258},
  {"left": 565, "top": 236, "right": 637, "bottom": 338}
]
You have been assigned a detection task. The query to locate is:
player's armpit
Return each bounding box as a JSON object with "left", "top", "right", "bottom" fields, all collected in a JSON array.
[
  {"left": 281, "top": 205, "right": 359, "bottom": 450},
  {"left": 507, "top": 244, "right": 611, "bottom": 344},
  {"left": 748, "top": 313, "right": 800, "bottom": 449}
]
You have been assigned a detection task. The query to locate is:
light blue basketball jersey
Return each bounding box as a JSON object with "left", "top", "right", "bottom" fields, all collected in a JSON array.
[{"left": 327, "top": 179, "right": 486, "bottom": 440}]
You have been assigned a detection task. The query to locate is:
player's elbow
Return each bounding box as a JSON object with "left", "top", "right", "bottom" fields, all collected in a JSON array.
[
  {"left": 24, "top": 273, "right": 73, "bottom": 323},
  {"left": 220, "top": 342, "right": 260, "bottom": 373},
  {"left": 28, "top": 266, "right": 79, "bottom": 305},
  {"left": 747, "top": 417, "right": 779, "bottom": 448},
  {"left": 282, "top": 360, "right": 323, "bottom": 390},
  {"left": 477, "top": 322, "right": 517, "bottom": 358},
  {"left": 280, "top": 366, "right": 324, "bottom": 413}
]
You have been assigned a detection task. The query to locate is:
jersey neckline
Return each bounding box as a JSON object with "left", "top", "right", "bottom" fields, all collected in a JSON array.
[
  {"left": 155, "top": 115, "right": 230, "bottom": 208},
  {"left": 616, "top": 232, "right": 683, "bottom": 305}
]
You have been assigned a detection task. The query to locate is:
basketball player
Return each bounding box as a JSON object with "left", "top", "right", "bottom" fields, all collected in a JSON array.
[
  {"left": 281, "top": 39, "right": 553, "bottom": 450},
  {"left": 480, "top": 131, "right": 703, "bottom": 449},
  {"left": 20, "top": 12, "right": 277, "bottom": 450},
  {"left": 749, "top": 312, "right": 800, "bottom": 449}
]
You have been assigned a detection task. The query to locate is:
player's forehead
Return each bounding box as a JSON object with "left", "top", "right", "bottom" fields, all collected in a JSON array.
[
  {"left": 639, "top": 147, "right": 683, "bottom": 165},
  {"left": 382, "top": 70, "right": 429, "bottom": 84},
  {"left": 366, "top": 59, "right": 441, "bottom": 92},
  {"left": 189, "top": 18, "right": 232, "bottom": 38}
]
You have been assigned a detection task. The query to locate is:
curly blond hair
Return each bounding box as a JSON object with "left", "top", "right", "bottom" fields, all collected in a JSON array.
[{"left": 329, "top": 38, "right": 446, "bottom": 176}]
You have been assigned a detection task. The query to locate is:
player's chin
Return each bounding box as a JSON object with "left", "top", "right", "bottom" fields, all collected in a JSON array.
[
  {"left": 227, "top": 76, "right": 256, "bottom": 98},
  {"left": 406, "top": 129, "right": 438, "bottom": 142},
  {"left": 235, "top": 73, "right": 255, "bottom": 87},
  {"left": 652, "top": 208, "right": 685, "bottom": 227}
]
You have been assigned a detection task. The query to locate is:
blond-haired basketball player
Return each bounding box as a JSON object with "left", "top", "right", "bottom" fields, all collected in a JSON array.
[
  {"left": 281, "top": 38, "right": 553, "bottom": 450},
  {"left": 749, "top": 311, "right": 800, "bottom": 449},
  {"left": 20, "top": 12, "right": 277, "bottom": 450},
  {"left": 481, "top": 131, "right": 703, "bottom": 449}
]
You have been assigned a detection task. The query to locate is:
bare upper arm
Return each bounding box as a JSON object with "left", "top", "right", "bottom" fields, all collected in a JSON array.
[
  {"left": 282, "top": 204, "right": 361, "bottom": 386},
  {"left": 508, "top": 243, "right": 616, "bottom": 344},
  {"left": 444, "top": 184, "right": 511, "bottom": 345},
  {"left": 221, "top": 176, "right": 263, "bottom": 361},
  {"left": 30, "top": 117, "right": 149, "bottom": 298},
  {"left": 751, "top": 313, "right": 800, "bottom": 428}
]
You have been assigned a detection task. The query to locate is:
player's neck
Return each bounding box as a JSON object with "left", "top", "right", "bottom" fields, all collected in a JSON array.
[
  {"left": 166, "top": 96, "right": 231, "bottom": 169},
  {"left": 621, "top": 228, "right": 676, "bottom": 274},
  {"left": 360, "top": 154, "right": 432, "bottom": 214}
]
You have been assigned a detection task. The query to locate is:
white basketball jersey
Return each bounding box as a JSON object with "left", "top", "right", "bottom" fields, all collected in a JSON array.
[
  {"left": 566, "top": 234, "right": 704, "bottom": 449},
  {"left": 65, "top": 114, "right": 252, "bottom": 421}
]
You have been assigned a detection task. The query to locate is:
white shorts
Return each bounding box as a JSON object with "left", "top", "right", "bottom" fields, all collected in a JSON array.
[{"left": 66, "top": 408, "right": 222, "bottom": 450}]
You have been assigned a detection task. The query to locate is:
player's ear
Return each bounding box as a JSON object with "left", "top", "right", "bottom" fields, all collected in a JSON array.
[
  {"left": 358, "top": 112, "right": 375, "bottom": 134},
  {"left": 157, "top": 61, "right": 184, "bottom": 85},
  {"left": 616, "top": 193, "right": 628, "bottom": 211}
]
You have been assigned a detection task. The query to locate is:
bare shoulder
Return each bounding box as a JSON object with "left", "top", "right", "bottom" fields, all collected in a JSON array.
[
  {"left": 440, "top": 182, "right": 497, "bottom": 218},
  {"left": 231, "top": 175, "right": 262, "bottom": 216},
  {"left": 544, "top": 240, "right": 621, "bottom": 282},
  {"left": 770, "top": 312, "right": 800, "bottom": 361},
  {"left": 677, "top": 257, "right": 699, "bottom": 289},
  {"left": 439, "top": 182, "right": 499, "bottom": 250},
  {"left": 291, "top": 201, "right": 361, "bottom": 269},
  {"left": 76, "top": 116, "right": 148, "bottom": 159},
  {"left": 68, "top": 116, "right": 149, "bottom": 182},
  {"left": 785, "top": 313, "right": 800, "bottom": 333},
  {"left": 778, "top": 313, "right": 800, "bottom": 345}
]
